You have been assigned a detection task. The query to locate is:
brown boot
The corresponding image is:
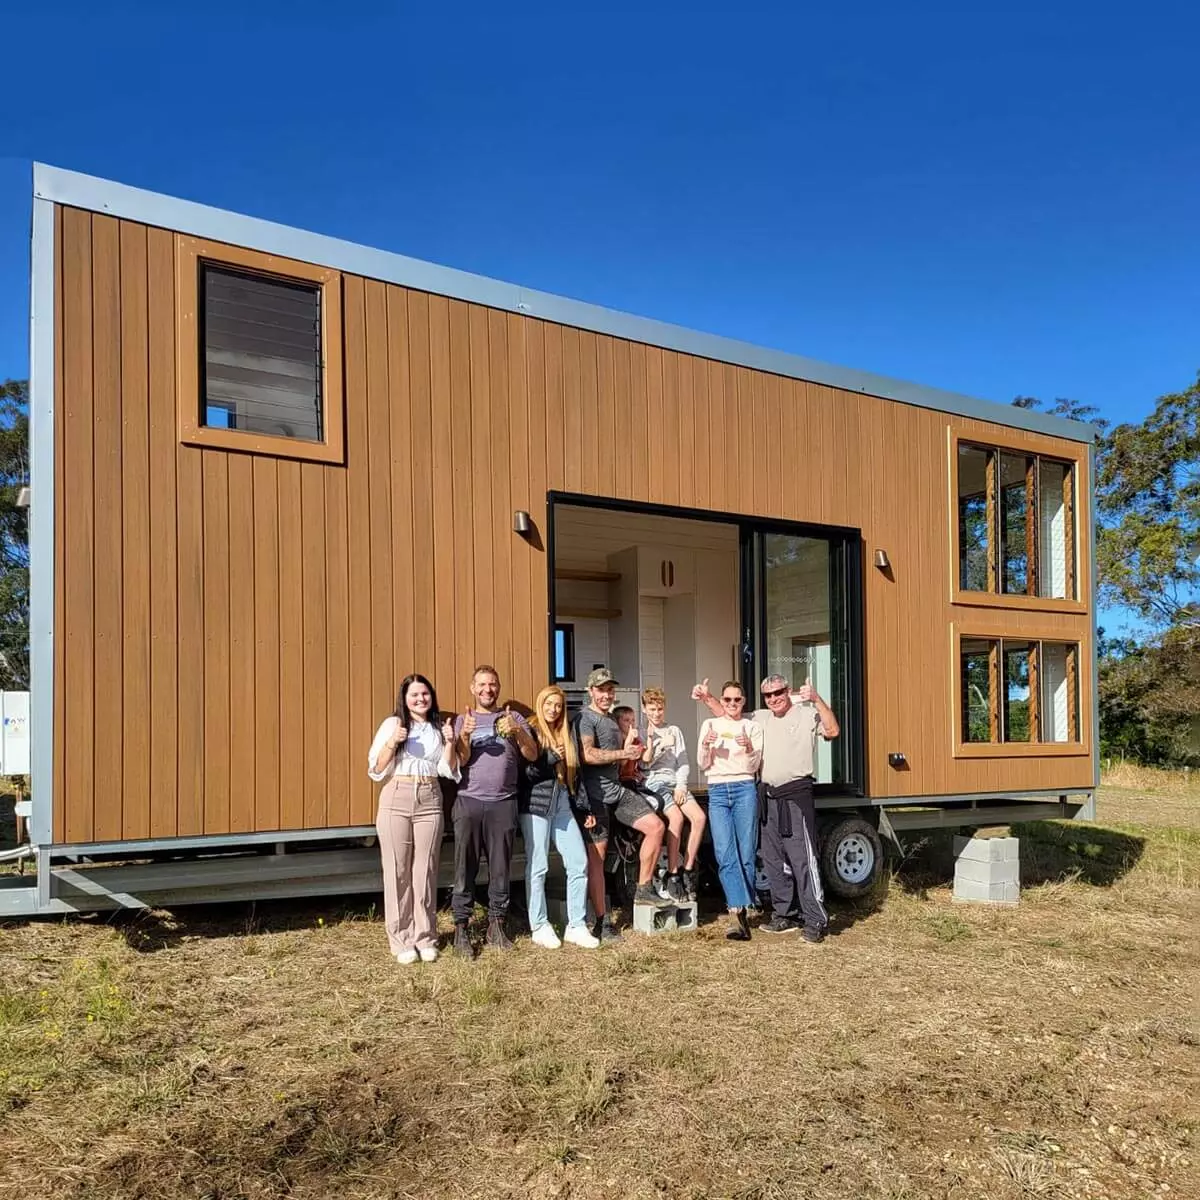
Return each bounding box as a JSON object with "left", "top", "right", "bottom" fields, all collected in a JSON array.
[{"left": 485, "top": 917, "right": 513, "bottom": 951}]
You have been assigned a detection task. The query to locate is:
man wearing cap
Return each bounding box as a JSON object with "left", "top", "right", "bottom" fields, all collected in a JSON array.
[
  {"left": 693, "top": 674, "right": 839, "bottom": 942},
  {"left": 576, "top": 668, "right": 672, "bottom": 941}
]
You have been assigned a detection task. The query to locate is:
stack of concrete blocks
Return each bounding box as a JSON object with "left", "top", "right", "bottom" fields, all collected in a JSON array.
[
  {"left": 953, "top": 835, "right": 1020, "bottom": 905},
  {"left": 632, "top": 898, "right": 699, "bottom": 934}
]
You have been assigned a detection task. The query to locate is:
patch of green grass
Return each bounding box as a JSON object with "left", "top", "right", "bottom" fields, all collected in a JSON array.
[{"left": 919, "top": 911, "right": 973, "bottom": 943}]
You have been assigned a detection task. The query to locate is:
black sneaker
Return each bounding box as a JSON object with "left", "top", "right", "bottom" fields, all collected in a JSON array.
[
  {"left": 634, "top": 882, "right": 674, "bottom": 909},
  {"left": 802, "top": 926, "right": 826, "bottom": 944},
  {"left": 681, "top": 869, "right": 697, "bottom": 901},
  {"left": 452, "top": 922, "right": 474, "bottom": 958},
  {"left": 665, "top": 872, "right": 687, "bottom": 903},
  {"left": 760, "top": 915, "right": 801, "bottom": 934},
  {"left": 595, "top": 916, "right": 624, "bottom": 945},
  {"left": 485, "top": 917, "right": 514, "bottom": 951}
]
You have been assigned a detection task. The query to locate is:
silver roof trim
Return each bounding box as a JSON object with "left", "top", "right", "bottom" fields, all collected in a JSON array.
[{"left": 33, "top": 162, "right": 1097, "bottom": 443}]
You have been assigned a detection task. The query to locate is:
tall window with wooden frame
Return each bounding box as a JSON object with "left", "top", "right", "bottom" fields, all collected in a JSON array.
[
  {"left": 956, "top": 442, "right": 1076, "bottom": 600},
  {"left": 958, "top": 637, "right": 1080, "bottom": 746},
  {"left": 175, "top": 236, "right": 345, "bottom": 464}
]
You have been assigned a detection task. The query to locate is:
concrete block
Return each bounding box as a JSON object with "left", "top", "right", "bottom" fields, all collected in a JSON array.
[
  {"left": 632, "top": 899, "right": 698, "bottom": 934},
  {"left": 953, "top": 835, "right": 1019, "bottom": 864},
  {"left": 954, "top": 857, "right": 1020, "bottom": 886},
  {"left": 952, "top": 876, "right": 1019, "bottom": 906}
]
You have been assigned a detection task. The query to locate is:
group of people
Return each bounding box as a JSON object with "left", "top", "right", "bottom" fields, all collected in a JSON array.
[{"left": 366, "top": 662, "right": 839, "bottom": 964}]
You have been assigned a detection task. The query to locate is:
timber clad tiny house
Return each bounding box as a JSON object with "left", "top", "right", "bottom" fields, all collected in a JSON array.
[{"left": 5, "top": 164, "right": 1099, "bottom": 914}]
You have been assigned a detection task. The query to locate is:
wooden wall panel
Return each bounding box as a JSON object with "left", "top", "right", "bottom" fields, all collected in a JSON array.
[
  {"left": 91, "top": 216, "right": 123, "bottom": 841},
  {"left": 52, "top": 208, "right": 65, "bottom": 843},
  {"left": 61, "top": 208, "right": 95, "bottom": 843},
  {"left": 118, "top": 223, "right": 150, "bottom": 839},
  {"left": 300, "top": 463, "right": 327, "bottom": 829},
  {"left": 147, "top": 226, "right": 179, "bottom": 839},
  {"left": 227, "top": 454, "right": 255, "bottom": 833},
  {"left": 53, "top": 207, "right": 1097, "bottom": 844},
  {"left": 343, "top": 276, "right": 374, "bottom": 827}
]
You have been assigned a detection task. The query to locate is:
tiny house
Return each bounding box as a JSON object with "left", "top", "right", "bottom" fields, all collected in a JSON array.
[{"left": 2, "top": 165, "right": 1098, "bottom": 915}]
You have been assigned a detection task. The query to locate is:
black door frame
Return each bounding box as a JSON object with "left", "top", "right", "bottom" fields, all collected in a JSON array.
[{"left": 546, "top": 491, "right": 865, "bottom": 796}]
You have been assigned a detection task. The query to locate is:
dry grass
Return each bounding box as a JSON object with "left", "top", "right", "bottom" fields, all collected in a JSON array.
[{"left": 1, "top": 785, "right": 1197, "bottom": 1200}]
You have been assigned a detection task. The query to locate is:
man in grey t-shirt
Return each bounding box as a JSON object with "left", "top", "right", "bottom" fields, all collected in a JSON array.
[{"left": 575, "top": 668, "right": 672, "bottom": 941}]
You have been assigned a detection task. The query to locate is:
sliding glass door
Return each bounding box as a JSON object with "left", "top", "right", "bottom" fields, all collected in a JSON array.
[{"left": 742, "top": 526, "right": 862, "bottom": 792}]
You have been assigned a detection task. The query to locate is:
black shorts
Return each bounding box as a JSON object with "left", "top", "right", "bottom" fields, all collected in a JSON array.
[{"left": 577, "top": 787, "right": 658, "bottom": 843}]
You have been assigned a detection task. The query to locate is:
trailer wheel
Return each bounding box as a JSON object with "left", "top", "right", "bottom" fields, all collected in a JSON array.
[{"left": 820, "top": 817, "right": 883, "bottom": 898}]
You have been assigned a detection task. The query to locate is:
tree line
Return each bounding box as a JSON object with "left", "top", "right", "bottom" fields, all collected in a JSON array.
[{"left": 0, "top": 373, "right": 1196, "bottom": 764}]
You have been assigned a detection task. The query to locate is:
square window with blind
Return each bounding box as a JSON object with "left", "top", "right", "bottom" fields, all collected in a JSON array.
[
  {"left": 956, "top": 442, "right": 1076, "bottom": 601},
  {"left": 175, "top": 236, "right": 345, "bottom": 464},
  {"left": 958, "top": 636, "right": 1081, "bottom": 747}
]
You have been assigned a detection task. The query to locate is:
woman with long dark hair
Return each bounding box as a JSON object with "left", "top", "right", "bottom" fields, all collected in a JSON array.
[{"left": 368, "top": 674, "right": 459, "bottom": 964}]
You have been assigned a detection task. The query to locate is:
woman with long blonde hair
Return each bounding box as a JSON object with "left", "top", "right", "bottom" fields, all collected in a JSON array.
[{"left": 518, "top": 685, "right": 598, "bottom": 948}]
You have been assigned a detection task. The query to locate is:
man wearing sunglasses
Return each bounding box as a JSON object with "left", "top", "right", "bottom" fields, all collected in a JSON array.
[{"left": 693, "top": 674, "right": 839, "bottom": 941}]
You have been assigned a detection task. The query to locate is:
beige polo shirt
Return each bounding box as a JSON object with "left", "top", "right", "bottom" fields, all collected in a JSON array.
[{"left": 751, "top": 702, "right": 822, "bottom": 787}]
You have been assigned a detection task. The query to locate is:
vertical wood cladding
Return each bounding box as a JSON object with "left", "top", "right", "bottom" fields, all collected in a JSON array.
[{"left": 53, "top": 210, "right": 1096, "bottom": 842}]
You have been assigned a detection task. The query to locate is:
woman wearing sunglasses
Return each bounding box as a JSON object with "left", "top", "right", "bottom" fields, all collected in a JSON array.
[{"left": 694, "top": 680, "right": 763, "bottom": 940}]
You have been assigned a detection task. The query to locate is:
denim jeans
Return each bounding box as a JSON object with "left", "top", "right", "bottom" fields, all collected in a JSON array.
[
  {"left": 520, "top": 790, "right": 590, "bottom": 931},
  {"left": 706, "top": 779, "right": 760, "bottom": 910}
]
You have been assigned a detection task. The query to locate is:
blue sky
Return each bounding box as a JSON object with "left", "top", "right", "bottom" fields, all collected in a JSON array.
[{"left": 3, "top": 0, "right": 1197, "bottom": 430}]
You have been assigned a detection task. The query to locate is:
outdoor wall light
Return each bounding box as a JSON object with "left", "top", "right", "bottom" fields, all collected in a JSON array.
[
  {"left": 874, "top": 549, "right": 890, "bottom": 570},
  {"left": 513, "top": 510, "right": 532, "bottom": 535}
]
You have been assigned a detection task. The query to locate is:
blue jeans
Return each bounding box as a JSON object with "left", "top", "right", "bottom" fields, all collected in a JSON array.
[
  {"left": 706, "top": 780, "right": 759, "bottom": 910},
  {"left": 521, "top": 790, "right": 590, "bottom": 931}
]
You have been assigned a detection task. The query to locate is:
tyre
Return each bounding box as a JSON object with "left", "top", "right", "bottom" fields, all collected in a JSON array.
[{"left": 819, "top": 816, "right": 884, "bottom": 898}]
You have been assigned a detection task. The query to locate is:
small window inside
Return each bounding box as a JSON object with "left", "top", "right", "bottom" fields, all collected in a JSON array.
[
  {"left": 201, "top": 264, "right": 323, "bottom": 442},
  {"left": 553, "top": 623, "right": 576, "bottom": 683}
]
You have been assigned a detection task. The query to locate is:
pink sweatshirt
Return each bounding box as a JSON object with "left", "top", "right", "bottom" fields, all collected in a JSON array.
[{"left": 698, "top": 717, "right": 764, "bottom": 783}]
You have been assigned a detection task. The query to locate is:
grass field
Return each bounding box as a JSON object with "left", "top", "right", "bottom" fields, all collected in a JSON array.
[{"left": 1, "top": 783, "right": 1197, "bottom": 1200}]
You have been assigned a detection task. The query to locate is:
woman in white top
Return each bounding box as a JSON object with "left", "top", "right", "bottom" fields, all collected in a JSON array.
[
  {"left": 641, "top": 687, "right": 708, "bottom": 903},
  {"left": 368, "top": 674, "right": 459, "bottom": 965}
]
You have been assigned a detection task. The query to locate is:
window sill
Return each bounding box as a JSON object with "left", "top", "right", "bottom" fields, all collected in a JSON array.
[
  {"left": 952, "top": 590, "right": 1087, "bottom": 616},
  {"left": 954, "top": 742, "right": 1090, "bottom": 759},
  {"left": 179, "top": 423, "right": 345, "bottom": 464}
]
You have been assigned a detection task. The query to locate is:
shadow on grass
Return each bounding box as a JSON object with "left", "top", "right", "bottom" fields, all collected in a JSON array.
[{"left": 890, "top": 820, "right": 1145, "bottom": 897}]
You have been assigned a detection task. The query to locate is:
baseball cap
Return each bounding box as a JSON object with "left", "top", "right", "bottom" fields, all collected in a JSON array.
[{"left": 585, "top": 667, "right": 619, "bottom": 688}]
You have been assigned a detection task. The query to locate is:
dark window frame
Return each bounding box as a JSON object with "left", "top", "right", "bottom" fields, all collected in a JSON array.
[
  {"left": 175, "top": 234, "right": 345, "bottom": 465},
  {"left": 553, "top": 622, "right": 576, "bottom": 684}
]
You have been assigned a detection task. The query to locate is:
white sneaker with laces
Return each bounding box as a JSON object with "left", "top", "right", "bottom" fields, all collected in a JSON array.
[
  {"left": 530, "top": 924, "right": 562, "bottom": 949},
  {"left": 562, "top": 924, "right": 600, "bottom": 949},
  {"left": 395, "top": 948, "right": 419, "bottom": 965},
  {"left": 418, "top": 945, "right": 438, "bottom": 963}
]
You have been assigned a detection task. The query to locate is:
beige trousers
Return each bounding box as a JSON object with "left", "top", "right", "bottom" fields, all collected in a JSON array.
[{"left": 376, "top": 775, "right": 444, "bottom": 954}]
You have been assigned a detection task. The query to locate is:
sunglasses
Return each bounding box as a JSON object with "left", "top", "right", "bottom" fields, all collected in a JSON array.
[{"left": 762, "top": 687, "right": 789, "bottom": 699}]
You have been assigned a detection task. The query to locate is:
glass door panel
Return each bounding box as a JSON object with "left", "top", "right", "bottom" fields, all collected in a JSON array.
[{"left": 745, "top": 527, "right": 861, "bottom": 791}]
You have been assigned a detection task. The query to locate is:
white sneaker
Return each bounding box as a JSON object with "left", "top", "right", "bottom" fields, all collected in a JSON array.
[
  {"left": 562, "top": 924, "right": 600, "bottom": 949},
  {"left": 530, "top": 924, "right": 562, "bottom": 949},
  {"left": 395, "top": 948, "right": 419, "bottom": 965},
  {"left": 418, "top": 945, "right": 439, "bottom": 963}
]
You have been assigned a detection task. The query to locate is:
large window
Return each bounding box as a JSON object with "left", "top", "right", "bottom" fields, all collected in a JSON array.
[
  {"left": 956, "top": 442, "right": 1076, "bottom": 600},
  {"left": 959, "top": 637, "right": 1080, "bottom": 746},
  {"left": 176, "top": 235, "right": 344, "bottom": 464}
]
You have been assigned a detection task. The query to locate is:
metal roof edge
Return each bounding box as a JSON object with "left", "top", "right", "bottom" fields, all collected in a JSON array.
[{"left": 33, "top": 162, "right": 1097, "bottom": 444}]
